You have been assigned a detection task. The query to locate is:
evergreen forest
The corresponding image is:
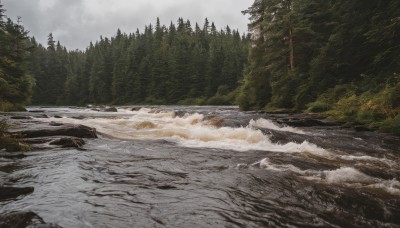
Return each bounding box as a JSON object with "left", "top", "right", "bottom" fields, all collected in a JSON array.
[
  {"left": 0, "top": 0, "right": 399, "bottom": 134},
  {"left": 29, "top": 18, "right": 250, "bottom": 106},
  {"left": 239, "top": 0, "right": 399, "bottom": 134}
]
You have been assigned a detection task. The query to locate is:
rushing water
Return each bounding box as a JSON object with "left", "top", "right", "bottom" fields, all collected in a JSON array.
[{"left": 1, "top": 106, "right": 400, "bottom": 227}]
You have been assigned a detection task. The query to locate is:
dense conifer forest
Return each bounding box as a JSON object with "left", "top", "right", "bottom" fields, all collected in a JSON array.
[
  {"left": 29, "top": 18, "right": 250, "bottom": 106},
  {"left": 239, "top": 0, "right": 399, "bottom": 134},
  {"left": 0, "top": 0, "right": 399, "bottom": 134}
]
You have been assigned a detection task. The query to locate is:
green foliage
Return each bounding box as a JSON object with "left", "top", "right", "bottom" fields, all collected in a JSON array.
[
  {"left": 306, "top": 82, "right": 400, "bottom": 133},
  {"left": 0, "top": 118, "right": 31, "bottom": 152},
  {"left": 381, "top": 115, "right": 400, "bottom": 136},
  {"left": 306, "top": 101, "right": 331, "bottom": 113},
  {"left": 0, "top": 118, "right": 7, "bottom": 132},
  {"left": 29, "top": 18, "right": 250, "bottom": 106},
  {"left": 0, "top": 2, "right": 33, "bottom": 111},
  {"left": 206, "top": 96, "right": 230, "bottom": 106},
  {"left": 239, "top": 0, "right": 400, "bottom": 134},
  {"left": 177, "top": 97, "right": 207, "bottom": 106}
]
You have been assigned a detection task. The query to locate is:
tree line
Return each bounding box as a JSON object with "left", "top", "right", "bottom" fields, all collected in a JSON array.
[
  {"left": 29, "top": 18, "right": 249, "bottom": 106},
  {"left": 1, "top": 0, "right": 399, "bottom": 134},
  {"left": 239, "top": 0, "right": 399, "bottom": 134}
]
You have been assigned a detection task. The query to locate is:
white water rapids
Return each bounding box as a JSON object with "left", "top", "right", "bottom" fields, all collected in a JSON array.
[
  {"left": 38, "top": 107, "right": 324, "bottom": 154},
  {"left": 32, "top": 107, "right": 400, "bottom": 196},
  {"left": 2, "top": 106, "right": 399, "bottom": 227}
]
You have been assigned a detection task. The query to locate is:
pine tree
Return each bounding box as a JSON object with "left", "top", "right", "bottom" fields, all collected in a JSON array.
[{"left": 0, "top": 5, "right": 33, "bottom": 110}]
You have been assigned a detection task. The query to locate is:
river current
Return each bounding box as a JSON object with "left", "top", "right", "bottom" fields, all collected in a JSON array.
[{"left": 1, "top": 106, "right": 400, "bottom": 227}]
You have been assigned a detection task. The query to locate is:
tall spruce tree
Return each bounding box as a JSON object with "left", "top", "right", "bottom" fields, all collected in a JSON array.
[{"left": 0, "top": 2, "right": 33, "bottom": 110}]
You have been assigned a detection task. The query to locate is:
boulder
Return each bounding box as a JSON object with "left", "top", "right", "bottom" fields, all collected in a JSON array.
[
  {"left": 49, "top": 137, "right": 85, "bottom": 149},
  {"left": 104, "top": 107, "right": 118, "bottom": 112},
  {"left": 10, "top": 124, "right": 97, "bottom": 139},
  {"left": 131, "top": 107, "right": 141, "bottom": 111},
  {"left": 72, "top": 115, "right": 86, "bottom": 120},
  {"left": 0, "top": 211, "right": 62, "bottom": 228},
  {"left": 21, "top": 138, "right": 52, "bottom": 144},
  {"left": 10, "top": 116, "right": 32, "bottom": 120},
  {"left": 0, "top": 186, "right": 34, "bottom": 200},
  {"left": 35, "top": 114, "right": 49, "bottom": 118},
  {"left": 49, "top": 121, "right": 64, "bottom": 127}
]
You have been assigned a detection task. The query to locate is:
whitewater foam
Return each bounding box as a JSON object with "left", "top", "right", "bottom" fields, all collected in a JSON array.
[
  {"left": 255, "top": 158, "right": 400, "bottom": 196},
  {"left": 35, "top": 108, "right": 326, "bottom": 154},
  {"left": 249, "top": 118, "right": 305, "bottom": 134}
]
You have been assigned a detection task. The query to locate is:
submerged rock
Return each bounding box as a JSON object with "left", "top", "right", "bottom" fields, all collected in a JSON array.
[
  {"left": 49, "top": 121, "right": 64, "bottom": 127},
  {"left": 10, "top": 116, "right": 32, "bottom": 120},
  {"left": 131, "top": 107, "right": 141, "bottom": 111},
  {"left": 0, "top": 211, "right": 62, "bottom": 228},
  {"left": 104, "top": 107, "right": 118, "bottom": 112},
  {"left": 71, "top": 115, "right": 86, "bottom": 120},
  {"left": 0, "top": 186, "right": 34, "bottom": 200},
  {"left": 35, "top": 114, "right": 49, "bottom": 118},
  {"left": 49, "top": 137, "right": 85, "bottom": 149}
]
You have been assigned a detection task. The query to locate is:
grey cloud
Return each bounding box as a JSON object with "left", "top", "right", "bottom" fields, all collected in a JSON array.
[{"left": 2, "top": 0, "right": 252, "bottom": 50}]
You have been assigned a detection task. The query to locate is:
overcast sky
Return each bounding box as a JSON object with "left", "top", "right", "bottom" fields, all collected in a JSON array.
[{"left": 2, "top": 0, "right": 253, "bottom": 50}]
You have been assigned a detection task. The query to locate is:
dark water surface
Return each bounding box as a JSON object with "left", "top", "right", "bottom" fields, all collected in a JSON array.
[{"left": 1, "top": 106, "right": 399, "bottom": 227}]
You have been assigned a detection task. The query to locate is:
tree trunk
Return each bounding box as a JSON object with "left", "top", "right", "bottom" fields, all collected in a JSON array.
[{"left": 289, "top": 27, "right": 295, "bottom": 70}]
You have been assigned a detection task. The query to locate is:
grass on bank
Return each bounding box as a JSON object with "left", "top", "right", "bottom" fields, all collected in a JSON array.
[
  {"left": 306, "top": 83, "right": 400, "bottom": 135},
  {"left": 0, "top": 118, "right": 31, "bottom": 152}
]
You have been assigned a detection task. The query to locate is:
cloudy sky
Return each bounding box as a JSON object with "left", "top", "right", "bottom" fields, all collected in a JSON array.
[{"left": 2, "top": 0, "right": 253, "bottom": 50}]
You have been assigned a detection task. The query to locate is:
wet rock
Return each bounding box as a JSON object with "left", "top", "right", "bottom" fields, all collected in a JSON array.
[
  {"left": 104, "top": 107, "right": 118, "bottom": 112},
  {"left": 354, "top": 125, "right": 375, "bottom": 132},
  {"left": 49, "top": 121, "right": 64, "bottom": 127},
  {"left": 50, "top": 137, "right": 85, "bottom": 149},
  {"left": 53, "top": 115, "right": 62, "bottom": 119},
  {"left": 72, "top": 115, "right": 86, "bottom": 120},
  {"left": 157, "top": 185, "right": 177, "bottom": 190},
  {"left": 28, "top": 110, "right": 44, "bottom": 113},
  {"left": 35, "top": 114, "right": 49, "bottom": 118},
  {"left": 277, "top": 116, "right": 343, "bottom": 127},
  {"left": 264, "top": 128, "right": 308, "bottom": 144},
  {"left": 0, "top": 211, "right": 62, "bottom": 228},
  {"left": 0, "top": 186, "right": 34, "bottom": 200},
  {"left": 131, "top": 107, "right": 141, "bottom": 111},
  {"left": 265, "top": 108, "right": 295, "bottom": 114},
  {"left": 10, "top": 116, "right": 32, "bottom": 120},
  {"left": 0, "top": 153, "right": 26, "bottom": 159},
  {"left": 174, "top": 111, "right": 187, "bottom": 117},
  {"left": 204, "top": 117, "right": 224, "bottom": 128},
  {"left": 21, "top": 138, "right": 52, "bottom": 144},
  {"left": 10, "top": 124, "right": 97, "bottom": 139}
]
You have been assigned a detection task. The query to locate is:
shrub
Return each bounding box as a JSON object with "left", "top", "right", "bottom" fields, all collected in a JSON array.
[
  {"left": 380, "top": 114, "right": 400, "bottom": 136},
  {"left": 206, "top": 96, "right": 230, "bottom": 105},
  {"left": 307, "top": 101, "right": 331, "bottom": 113},
  {"left": 0, "top": 118, "right": 31, "bottom": 152},
  {"left": 177, "top": 97, "right": 207, "bottom": 106}
]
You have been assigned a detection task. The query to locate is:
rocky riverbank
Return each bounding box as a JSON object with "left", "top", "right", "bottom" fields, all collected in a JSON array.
[{"left": 0, "top": 114, "right": 98, "bottom": 227}]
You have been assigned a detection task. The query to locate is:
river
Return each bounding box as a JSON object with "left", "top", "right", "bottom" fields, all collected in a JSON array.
[{"left": 1, "top": 106, "right": 400, "bottom": 227}]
